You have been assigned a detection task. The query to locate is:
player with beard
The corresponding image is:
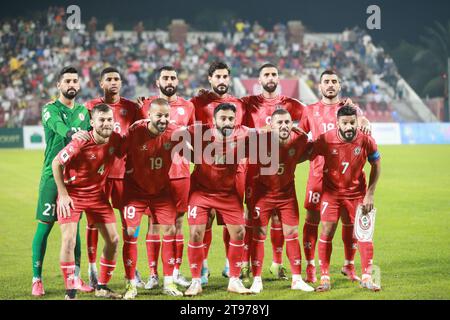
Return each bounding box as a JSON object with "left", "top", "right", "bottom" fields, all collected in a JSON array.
[
  {"left": 241, "top": 63, "right": 306, "bottom": 281},
  {"left": 310, "top": 106, "right": 381, "bottom": 292},
  {"left": 84, "top": 67, "right": 144, "bottom": 289},
  {"left": 52, "top": 104, "right": 123, "bottom": 300},
  {"left": 32, "top": 66, "right": 92, "bottom": 296},
  {"left": 190, "top": 61, "right": 247, "bottom": 285},
  {"left": 120, "top": 99, "right": 184, "bottom": 299},
  {"left": 300, "top": 70, "right": 371, "bottom": 283},
  {"left": 249, "top": 109, "right": 314, "bottom": 293},
  {"left": 141, "top": 66, "right": 195, "bottom": 289}
]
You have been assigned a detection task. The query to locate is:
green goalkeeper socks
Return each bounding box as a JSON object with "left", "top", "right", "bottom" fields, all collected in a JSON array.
[
  {"left": 74, "top": 221, "right": 81, "bottom": 277},
  {"left": 32, "top": 221, "right": 54, "bottom": 279}
]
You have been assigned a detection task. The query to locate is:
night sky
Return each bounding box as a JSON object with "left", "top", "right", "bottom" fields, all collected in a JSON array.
[{"left": 2, "top": 0, "right": 449, "bottom": 47}]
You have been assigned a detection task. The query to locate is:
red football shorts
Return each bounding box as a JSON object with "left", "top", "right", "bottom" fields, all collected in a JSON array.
[
  {"left": 304, "top": 172, "right": 323, "bottom": 212},
  {"left": 105, "top": 178, "right": 125, "bottom": 210},
  {"left": 121, "top": 192, "right": 177, "bottom": 228},
  {"left": 252, "top": 191, "right": 300, "bottom": 227},
  {"left": 187, "top": 188, "right": 245, "bottom": 226},
  {"left": 57, "top": 193, "right": 115, "bottom": 225},
  {"left": 170, "top": 177, "right": 190, "bottom": 214},
  {"left": 320, "top": 192, "right": 364, "bottom": 224}
]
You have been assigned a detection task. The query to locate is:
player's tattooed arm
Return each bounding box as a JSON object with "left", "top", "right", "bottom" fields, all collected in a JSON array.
[
  {"left": 51, "top": 157, "right": 74, "bottom": 218},
  {"left": 364, "top": 157, "right": 381, "bottom": 215}
]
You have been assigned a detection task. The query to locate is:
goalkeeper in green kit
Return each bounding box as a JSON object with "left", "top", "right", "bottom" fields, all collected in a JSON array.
[{"left": 32, "top": 67, "right": 93, "bottom": 296}]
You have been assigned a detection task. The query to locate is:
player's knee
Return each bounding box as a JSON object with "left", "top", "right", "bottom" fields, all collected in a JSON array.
[
  {"left": 163, "top": 225, "right": 176, "bottom": 236},
  {"left": 107, "top": 233, "right": 120, "bottom": 248},
  {"left": 255, "top": 226, "right": 267, "bottom": 237},
  {"left": 306, "top": 210, "right": 320, "bottom": 224},
  {"left": 189, "top": 228, "right": 203, "bottom": 242},
  {"left": 125, "top": 227, "right": 137, "bottom": 238}
]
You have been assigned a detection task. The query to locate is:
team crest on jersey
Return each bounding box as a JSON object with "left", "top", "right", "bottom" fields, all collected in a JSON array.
[
  {"left": 79, "top": 113, "right": 85, "bottom": 121},
  {"left": 314, "top": 111, "right": 321, "bottom": 117},
  {"left": 89, "top": 153, "right": 96, "bottom": 160},
  {"left": 109, "top": 147, "right": 115, "bottom": 155},
  {"left": 177, "top": 107, "right": 185, "bottom": 116},
  {"left": 354, "top": 147, "right": 362, "bottom": 155},
  {"left": 288, "top": 148, "right": 296, "bottom": 157},
  {"left": 120, "top": 108, "right": 128, "bottom": 116},
  {"left": 331, "top": 149, "right": 338, "bottom": 155},
  {"left": 164, "top": 142, "right": 172, "bottom": 150}
]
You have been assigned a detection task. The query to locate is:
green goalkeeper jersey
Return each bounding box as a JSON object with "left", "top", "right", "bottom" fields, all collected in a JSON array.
[{"left": 40, "top": 99, "right": 91, "bottom": 179}]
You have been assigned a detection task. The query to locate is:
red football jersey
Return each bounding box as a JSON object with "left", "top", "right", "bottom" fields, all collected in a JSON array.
[
  {"left": 85, "top": 97, "right": 143, "bottom": 179},
  {"left": 121, "top": 121, "right": 181, "bottom": 197},
  {"left": 190, "top": 92, "right": 246, "bottom": 126},
  {"left": 255, "top": 130, "right": 311, "bottom": 196},
  {"left": 190, "top": 124, "right": 250, "bottom": 193},
  {"left": 311, "top": 129, "right": 380, "bottom": 199},
  {"left": 142, "top": 96, "right": 195, "bottom": 179},
  {"left": 300, "top": 101, "right": 363, "bottom": 178},
  {"left": 242, "top": 94, "right": 305, "bottom": 128},
  {"left": 56, "top": 131, "right": 121, "bottom": 197}
]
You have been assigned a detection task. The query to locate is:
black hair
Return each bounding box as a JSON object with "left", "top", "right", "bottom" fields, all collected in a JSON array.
[
  {"left": 157, "top": 66, "right": 176, "bottom": 77},
  {"left": 258, "top": 63, "right": 278, "bottom": 74},
  {"left": 100, "top": 67, "right": 121, "bottom": 80},
  {"left": 208, "top": 61, "right": 230, "bottom": 77},
  {"left": 214, "top": 103, "right": 236, "bottom": 117},
  {"left": 58, "top": 66, "right": 78, "bottom": 81},
  {"left": 337, "top": 105, "right": 357, "bottom": 118},
  {"left": 320, "top": 69, "right": 339, "bottom": 82}
]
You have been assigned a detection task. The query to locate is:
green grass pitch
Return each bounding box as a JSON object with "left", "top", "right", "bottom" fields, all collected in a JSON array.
[{"left": 0, "top": 145, "right": 449, "bottom": 300}]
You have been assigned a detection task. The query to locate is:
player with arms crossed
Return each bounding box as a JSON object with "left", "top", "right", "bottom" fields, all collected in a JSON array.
[
  {"left": 84, "top": 67, "right": 144, "bottom": 288},
  {"left": 120, "top": 99, "right": 184, "bottom": 299},
  {"left": 141, "top": 66, "right": 195, "bottom": 289},
  {"left": 31, "top": 66, "right": 92, "bottom": 296},
  {"left": 300, "top": 69, "right": 371, "bottom": 283},
  {"left": 249, "top": 109, "right": 314, "bottom": 293},
  {"left": 311, "top": 106, "right": 381, "bottom": 292},
  {"left": 184, "top": 103, "right": 253, "bottom": 296},
  {"left": 52, "top": 104, "right": 123, "bottom": 300},
  {"left": 190, "top": 61, "right": 247, "bottom": 285},
  {"left": 242, "top": 63, "right": 306, "bottom": 281}
]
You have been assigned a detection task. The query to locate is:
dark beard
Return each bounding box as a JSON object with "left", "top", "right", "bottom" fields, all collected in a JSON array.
[
  {"left": 160, "top": 85, "right": 177, "bottom": 97},
  {"left": 263, "top": 82, "right": 277, "bottom": 93},
  {"left": 339, "top": 128, "right": 356, "bottom": 141},
  {"left": 213, "top": 84, "right": 228, "bottom": 95},
  {"left": 62, "top": 89, "right": 78, "bottom": 100},
  {"left": 219, "top": 126, "right": 233, "bottom": 137}
]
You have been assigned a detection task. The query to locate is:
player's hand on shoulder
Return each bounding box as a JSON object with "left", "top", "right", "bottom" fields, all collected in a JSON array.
[
  {"left": 57, "top": 194, "right": 75, "bottom": 218},
  {"left": 340, "top": 97, "right": 355, "bottom": 108},
  {"left": 72, "top": 130, "right": 90, "bottom": 142},
  {"left": 359, "top": 117, "right": 372, "bottom": 135},
  {"left": 136, "top": 96, "right": 146, "bottom": 108}
]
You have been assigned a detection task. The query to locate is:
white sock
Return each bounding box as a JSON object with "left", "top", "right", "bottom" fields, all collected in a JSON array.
[
  {"left": 32, "top": 277, "right": 41, "bottom": 283},
  {"left": 192, "top": 278, "right": 201, "bottom": 284},
  {"left": 253, "top": 276, "right": 262, "bottom": 282},
  {"left": 74, "top": 265, "right": 81, "bottom": 277},
  {"left": 362, "top": 274, "right": 371, "bottom": 281},
  {"left": 202, "top": 259, "right": 208, "bottom": 268},
  {"left": 88, "top": 263, "right": 97, "bottom": 273},
  {"left": 225, "top": 259, "right": 230, "bottom": 268},
  {"left": 173, "top": 268, "right": 180, "bottom": 278},
  {"left": 307, "top": 260, "right": 315, "bottom": 266},
  {"left": 344, "top": 260, "right": 354, "bottom": 266}
]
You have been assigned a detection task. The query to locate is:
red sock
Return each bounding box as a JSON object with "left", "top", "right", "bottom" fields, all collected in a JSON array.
[
  {"left": 342, "top": 224, "right": 357, "bottom": 264},
  {"left": 243, "top": 224, "right": 253, "bottom": 264},
  {"left": 175, "top": 234, "right": 184, "bottom": 270},
  {"left": 98, "top": 257, "right": 116, "bottom": 285},
  {"left": 60, "top": 261, "right": 76, "bottom": 290},
  {"left": 146, "top": 234, "right": 160, "bottom": 276},
  {"left": 203, "top": 228, "right": 212, "bottom": 259},
  {"left": 188, "top": 241, "right": 204, "bottom": 278},
  {"left": 122, "top": 230, "right": 138, "bottom": 280},
  {"left": 285, "top": 233, "right": 302, "bottom": 275},
  {"left": 228, "top": 240, "right": 244, "bottom": 278},
  {"left": 270, "top": 223, "right": 284, "bottom": 264},
  {"left": 303, "top": 221, "right": 319, "bottom": 263},
  {"left": 358, "top": 241, "right": 374, "bottom": 275},
  {"left": 86, "top": 225, "right": 98, "bottom": 264},
  {"left": 223, "top": 227, "right": 230, "bottom": 256},
  {"left": 318, "top": 234, "right": 333, "bottom": 277},
  {"left": 162, "top": 235, "right": 176, "bottom": 276},
  {"left": 251, "top": 234, "right": 266, "bottom": 277}
]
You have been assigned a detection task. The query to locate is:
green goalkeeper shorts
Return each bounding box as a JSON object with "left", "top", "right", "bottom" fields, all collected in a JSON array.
[{"left": 35, "top": 176, "right": 58, "bottom": 223}]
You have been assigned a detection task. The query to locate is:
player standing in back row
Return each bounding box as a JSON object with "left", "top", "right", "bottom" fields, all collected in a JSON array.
[
  {"left": 84, "top": 67, "right": 144, "bottom": 288},
  {"left": 31, "top": 66, "right": 92, "bottom": 296},
  {"left": 300, "top": 69, "right": 371, "bottom": 283}
]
